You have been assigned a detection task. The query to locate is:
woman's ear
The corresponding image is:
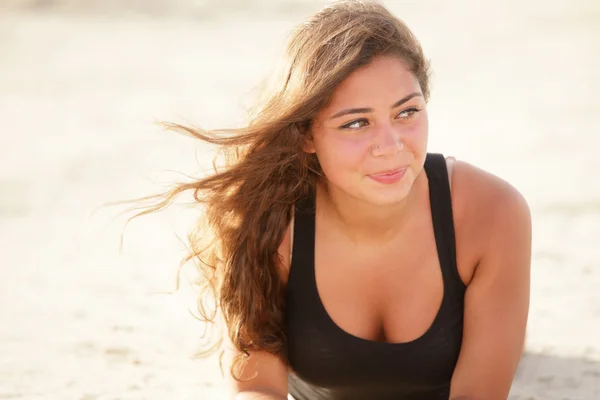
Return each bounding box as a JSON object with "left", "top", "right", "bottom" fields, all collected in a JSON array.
[
  {"left": 303, "top": 137, "right": 316, "bottom": 153},
  {"left": 302, "top": 123, "right": 316, "bottom": 153}
]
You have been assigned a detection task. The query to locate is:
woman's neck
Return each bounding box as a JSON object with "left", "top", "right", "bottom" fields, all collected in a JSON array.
[{"left": 316, "top": 175, "right": 424, "bottom": 246}]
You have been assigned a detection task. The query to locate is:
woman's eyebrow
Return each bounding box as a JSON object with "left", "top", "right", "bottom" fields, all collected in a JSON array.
[{"left": 329, "top": 92, "right": 423, "bottom": 120}]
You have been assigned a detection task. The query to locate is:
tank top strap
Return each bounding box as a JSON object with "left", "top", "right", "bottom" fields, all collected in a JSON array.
[
  {"left": 424, "top": 153, "right": 466, "bottom": 292},
  {"left": 289, "top": 188, "right": 317, "bottom": 295}
]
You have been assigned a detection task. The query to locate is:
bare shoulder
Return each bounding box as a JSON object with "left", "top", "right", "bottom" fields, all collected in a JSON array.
[
  {"left": 447, "top": 157, "right": 532, "bottom": 282},
  {"left": 450, "top": 158, "right": 530, "bottom": 220}
]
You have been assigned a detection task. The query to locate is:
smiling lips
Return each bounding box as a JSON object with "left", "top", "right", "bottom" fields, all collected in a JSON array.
[{"left": 368, "top": 166, "right": 408, "bottom": 184}]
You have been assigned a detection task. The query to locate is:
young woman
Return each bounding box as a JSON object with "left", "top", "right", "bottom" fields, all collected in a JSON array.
[{"left": 131, "top": 1, "right": 531, "bottom": 399}]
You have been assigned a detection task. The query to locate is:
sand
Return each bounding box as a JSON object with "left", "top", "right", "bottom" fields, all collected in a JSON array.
[{"left": 1, "top": 1, "right": 599, "bottom": 399}]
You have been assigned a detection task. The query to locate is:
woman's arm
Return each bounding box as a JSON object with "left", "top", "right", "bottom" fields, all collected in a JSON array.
[
  {"left": 235, "top": 391, "right": 287, "bottom": 400},
  {"left": 449, "top": 167, "right": 532, "bottom": 399},
  {"left": 222, "top": 338, "right": 289, "bottom": 400}
]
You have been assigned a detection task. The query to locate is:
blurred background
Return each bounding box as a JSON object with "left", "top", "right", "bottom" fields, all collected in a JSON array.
[{"left": 1, "top": 0, "right": 599, "bottom": 399}]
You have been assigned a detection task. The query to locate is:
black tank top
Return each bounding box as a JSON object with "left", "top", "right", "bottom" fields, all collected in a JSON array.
[{"left": 285, "top": 153, "right": 466, "bottom": 400}]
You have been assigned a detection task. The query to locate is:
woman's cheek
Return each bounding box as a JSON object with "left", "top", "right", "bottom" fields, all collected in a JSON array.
[
  {"left": 412, "top": 113, "right": 429, "bottom": 144},
  {"left": 318, "top": 135, "right": 369, "bottom": 179}
]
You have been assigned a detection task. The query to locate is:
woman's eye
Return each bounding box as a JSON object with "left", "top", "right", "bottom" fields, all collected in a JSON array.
[
  {"left": 340, "top": 119, "right": 368, "bottom": 130},
  {"left": 397, "top": 107, "right": 421, "bottom": 119}
]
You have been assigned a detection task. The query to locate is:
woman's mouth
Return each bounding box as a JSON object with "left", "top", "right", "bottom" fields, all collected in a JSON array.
[{"left": 368, "top": 167, "right": 408, "bottom": 184}]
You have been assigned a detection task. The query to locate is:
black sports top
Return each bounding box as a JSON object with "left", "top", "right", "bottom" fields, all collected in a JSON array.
[{"left": 285, "top": 153, "right": 467, "bottom": 400}]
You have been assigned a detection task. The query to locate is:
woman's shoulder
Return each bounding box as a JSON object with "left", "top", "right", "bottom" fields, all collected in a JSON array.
[
  {"left": 448, "top": 157, "right": 529, "bottom": 218},
  {"left": 448, "top": 156, "right": 531, "bottom": 271}
]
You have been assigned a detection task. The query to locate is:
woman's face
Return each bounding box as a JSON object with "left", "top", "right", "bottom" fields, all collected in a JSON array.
[{"left": 307, "top": 55, "right": 429, "bottom": 206}]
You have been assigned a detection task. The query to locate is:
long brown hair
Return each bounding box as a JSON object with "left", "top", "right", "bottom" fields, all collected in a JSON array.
[{"left": 121, "top": 0, "right": 431, "bottom": 378}]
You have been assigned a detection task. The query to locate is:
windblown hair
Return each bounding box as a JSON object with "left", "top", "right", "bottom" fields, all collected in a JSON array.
[{"left": 124, "top": 0, "right": 431, "bottom": 378}]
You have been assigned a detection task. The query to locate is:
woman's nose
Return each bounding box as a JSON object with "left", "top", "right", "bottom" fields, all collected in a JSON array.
[{"left": 371, "top": 126, "right": 403, "bottom": 156}]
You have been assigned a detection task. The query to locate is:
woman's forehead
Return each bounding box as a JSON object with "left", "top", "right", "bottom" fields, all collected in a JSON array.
[{"left": 322, "top": 57, "right": 422, "bottom": 114}]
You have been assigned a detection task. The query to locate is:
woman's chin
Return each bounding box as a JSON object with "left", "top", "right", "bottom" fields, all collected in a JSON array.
[
  {"left": 361, "top": 171, "right": 415, "bottom": 205},
  {"left": 358, "top": 184, "right": 414, "bottom": 207}
]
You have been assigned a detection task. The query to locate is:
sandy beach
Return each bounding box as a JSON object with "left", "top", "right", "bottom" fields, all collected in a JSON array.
[{"left": 1, "top": 1, "right": 599, "bottom": 399}]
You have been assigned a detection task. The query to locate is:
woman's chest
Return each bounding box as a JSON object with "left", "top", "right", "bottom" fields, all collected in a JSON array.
[
  {"left": 285, "top": 231, "right": 466, "bottom": 389},
  {"left": 314, "top": 234, "right": 445, "bottom": 343},
  {"left": 285, "top": 272, "right": 465, "bottom": 390}
]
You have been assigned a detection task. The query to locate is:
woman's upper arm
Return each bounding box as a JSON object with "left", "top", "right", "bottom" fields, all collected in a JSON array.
[{"left": 449, "top": 165, "right": 532, "bottom": 399}]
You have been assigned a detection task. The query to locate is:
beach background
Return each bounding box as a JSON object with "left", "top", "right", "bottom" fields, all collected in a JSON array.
[{"left": 1, "top": 0, "right": 599, "bottom": 399}]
